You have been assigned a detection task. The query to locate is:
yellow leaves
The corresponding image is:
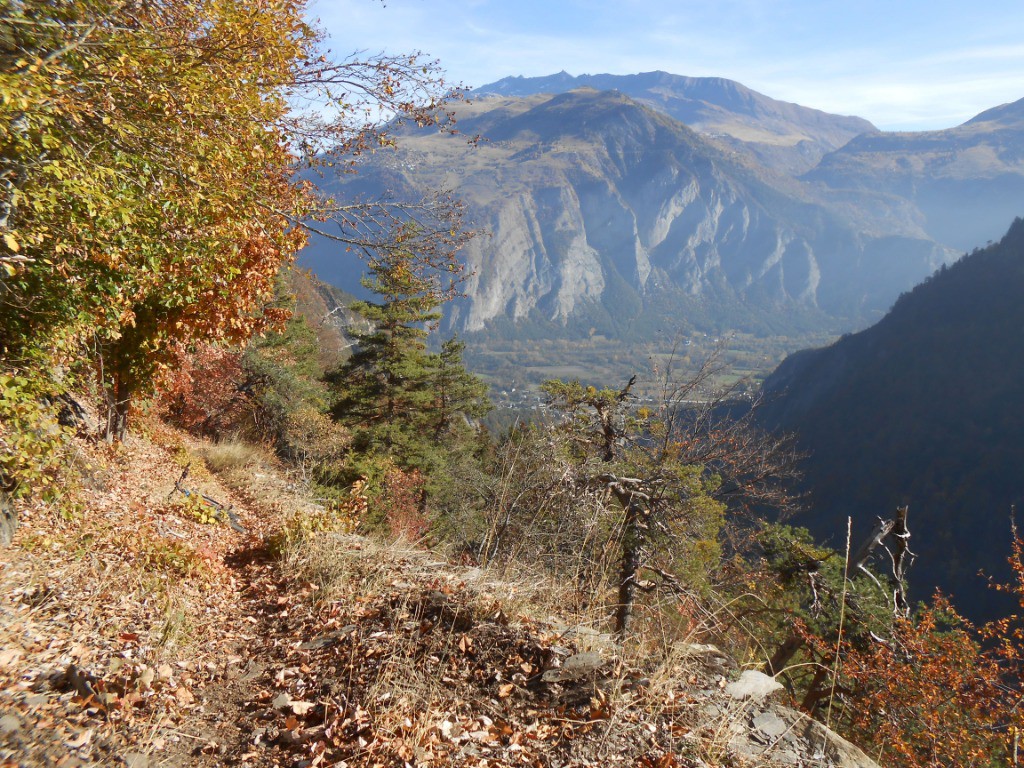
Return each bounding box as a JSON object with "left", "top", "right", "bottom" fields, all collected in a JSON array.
[{"left": 3, "top": 233, "right": 19, "bottom": 252}]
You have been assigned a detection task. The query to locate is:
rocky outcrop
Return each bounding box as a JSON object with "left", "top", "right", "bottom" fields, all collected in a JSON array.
[{"left": 650, "top": 642, "right": 879, "bottom": 768}]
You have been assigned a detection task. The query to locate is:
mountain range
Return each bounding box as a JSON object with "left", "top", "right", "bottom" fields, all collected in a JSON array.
[
  {"left": 296, "top": 71, "right": 1024, "bottom": 617},
  {"left": 474, "top": 71, "right": 876, "bottom": 175},
  {"left": 805, "top": 96, "right": 1024, "bottom": 252},
  {"left": 303, "top": 73, "right": 1024, "bottom": 349},
  {"left": 757, "top": 218, "right": 1024, "bottom": 620}
]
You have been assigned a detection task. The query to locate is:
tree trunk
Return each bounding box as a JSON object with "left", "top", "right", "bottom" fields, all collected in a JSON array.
[
  {"left": 104, "top": 365, "right": 134, "bottom": 443},
  {"left": 0, "top": 492, "right": 16, "bottom": 546},
  {"left": 766, "top": 633, "right": 804, "bottom": 677},
  {"left": 890, "top": 505, "right": 913, "bottom": 617},
  {"left": 614, "top": 498, "right": 645, "bottom": 637}
]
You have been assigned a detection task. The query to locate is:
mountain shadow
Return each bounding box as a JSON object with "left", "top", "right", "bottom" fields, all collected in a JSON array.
[{"left": 757, "top": 217, "right": 1024, "bottom": 621}]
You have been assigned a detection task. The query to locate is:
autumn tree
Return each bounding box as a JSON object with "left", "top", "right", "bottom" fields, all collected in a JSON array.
[
  {"left": 1, "top": 0, "right": 314, "bottom": 439},
  {"left": 828, "top": 599, "right": 1006, "bottom": 768},
  {"left": 539, "top": 357, "right": 800, "bottom": 637},
  {"left": 748, "top": 519, "right": 1024, "bottom": 767},
  {"left": 541, "top": 377, "right": 722, "bottom": 635},
  {"left": 0, "top": 0, "right": 469, "bottom": 448}
]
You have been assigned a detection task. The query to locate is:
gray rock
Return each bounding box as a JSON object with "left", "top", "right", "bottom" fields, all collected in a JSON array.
[
  {"left": 0, "top": 714, "right": 22, "bottom": 735},
  {"left": 542, "top": 651, "right": 604, "bottom": 683},
  {"left": 788, "top": 711, "right": 881, "bottom": 768},
  {"left": 724, "top": 670, "right": 784, "bottom": 703},
  {"left": 752, "top": 710, "right": 789, "bottom": 739},
  {"left": 0, "top": 493, "right": 16, "bottom": 546}
]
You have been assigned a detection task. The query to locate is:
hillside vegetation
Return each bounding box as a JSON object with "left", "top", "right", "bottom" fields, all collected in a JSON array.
[
  {"left": 759, "top": 217, "right": 1024, "bottom": 621},
  {"left": 4, "top": 3, "right": 1024, "bottom": 768}
]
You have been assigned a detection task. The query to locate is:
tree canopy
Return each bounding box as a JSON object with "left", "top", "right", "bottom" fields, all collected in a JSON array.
[{"left": 0, "top": 0, "right": 467, "bottom": 447}]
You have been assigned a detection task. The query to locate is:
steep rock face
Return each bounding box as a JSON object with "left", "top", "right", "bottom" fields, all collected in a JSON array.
[
  {"left": 757, "top": 218, "right": 1024, "bottom": 620},
  {"left": 302, "top": 89, "right": 950, "bottom": 339},
  {"left": 805, "top": 96, "right": 1024, "bottom": 251},
  {"left": 475, "top": 70, "right": 877, "bottom": 175}
]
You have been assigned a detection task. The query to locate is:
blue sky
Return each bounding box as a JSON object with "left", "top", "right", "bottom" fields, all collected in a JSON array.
[{"left": 307, "top": 0, "right": 1024, "bottom": 131}]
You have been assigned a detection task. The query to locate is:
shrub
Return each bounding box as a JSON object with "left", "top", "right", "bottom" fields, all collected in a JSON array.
[{"left": 0, "top": 373, "right": 72, "bottom": 499}]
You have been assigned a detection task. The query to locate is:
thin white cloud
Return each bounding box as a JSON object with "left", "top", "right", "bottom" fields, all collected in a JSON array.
[{"left": 306, "top": 0, "right": 1024, "bottom": 131}]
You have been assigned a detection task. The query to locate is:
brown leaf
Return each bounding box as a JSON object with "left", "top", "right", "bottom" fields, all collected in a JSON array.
[
  {"left": 174, "top": 687, "right": 195, "bottom": 704},
  {"left": 290, "top": 700, "right": 315, "bottom": 716},
  {"left": 66, "top": 729, "right": 93, "bottom": 749}
]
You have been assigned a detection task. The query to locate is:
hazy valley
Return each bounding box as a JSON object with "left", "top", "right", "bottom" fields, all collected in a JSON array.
[{"left": 301, "top": 72, "right": 1024, "bottom": 390}]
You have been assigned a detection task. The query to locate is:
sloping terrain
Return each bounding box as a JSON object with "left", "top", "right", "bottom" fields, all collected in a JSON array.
[
  {"left": 757, "top": 218, "right": 1024, "bottom": 620},
  {"left": 0, "top": 419, "right": 879, "bottom": 767},
  {"left": 805, "top": 96, "right": 1024, "bottom": 251}
]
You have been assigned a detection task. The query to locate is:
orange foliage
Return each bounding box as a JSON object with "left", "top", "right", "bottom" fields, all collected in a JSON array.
[
  {"left": 380, "top": 467, "right": 429, "bottom": 542},
  {"left": 828, "top": 598, "right": 1006, "bottom": 767},
  {"left": 156, "top": 344, "right": 250, "bottom": 438},
  {"left": 800, "top": 528, "right": 1024, "bottom": 767}
]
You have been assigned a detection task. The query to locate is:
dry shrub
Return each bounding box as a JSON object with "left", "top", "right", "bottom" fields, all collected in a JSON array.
[
  {"left": 156, "top": 343, "right": 250, "bottom": 438},
  {"left": 380, "top": 466, "right": 429, "bottom": 542},
  {"left": 280, "top": 405, "right": 350, "bottom": 483},
  {"left": 268, "top": 479, "right": 367, "bottom": 555}
]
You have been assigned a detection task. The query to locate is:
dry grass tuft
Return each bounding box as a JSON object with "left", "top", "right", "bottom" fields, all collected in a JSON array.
[{"left": 203, "top": 438, "right": 265, "bottom": 473}]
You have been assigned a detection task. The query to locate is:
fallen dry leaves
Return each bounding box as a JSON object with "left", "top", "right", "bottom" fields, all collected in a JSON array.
[{"left": 0, "top": 418, "right": 820, "bottom": 767}]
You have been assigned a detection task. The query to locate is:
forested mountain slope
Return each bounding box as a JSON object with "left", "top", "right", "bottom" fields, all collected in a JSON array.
[{"left": 758, "top": 218, "right": 1024, "bottom": 619}]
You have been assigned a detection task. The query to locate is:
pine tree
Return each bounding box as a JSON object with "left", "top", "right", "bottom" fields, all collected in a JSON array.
[
  {"left": 330, "top": 247, "right": 441, "bottom": 465},
  {"left": 429, "top": 337, "right": 491, "bottom": 442},
  {"left": 328, "top": 241, "right": 488, "bottom": 475}
]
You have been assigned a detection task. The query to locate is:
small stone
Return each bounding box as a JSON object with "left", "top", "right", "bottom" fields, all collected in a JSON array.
[
  {"left": 774, "top": 749, "right": 803, "bottom": 765},
  {"left": 724, "top": 670, "right": 784, "bottom": 702},
  {"left": 752, "top": 710, "right": 789, "bottom": 739},
  {"left": 542, "top": 651, "right": 604, "bottom": 682},
  {"left": 124, "top": 753, "right": 152, "bottom": 768},
  {"left": 0, "top": 714, "right": 22, "bottom": 734}
]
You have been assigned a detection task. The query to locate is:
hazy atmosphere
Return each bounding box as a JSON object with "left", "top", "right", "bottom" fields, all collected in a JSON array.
[{"left": 310, "top": 0, "right": 1024, "bottom": 130}]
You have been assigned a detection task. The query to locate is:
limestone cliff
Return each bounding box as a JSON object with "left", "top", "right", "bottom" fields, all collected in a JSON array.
[{"left": 302, "top": 89, "right": 951, "bottom": 339}]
